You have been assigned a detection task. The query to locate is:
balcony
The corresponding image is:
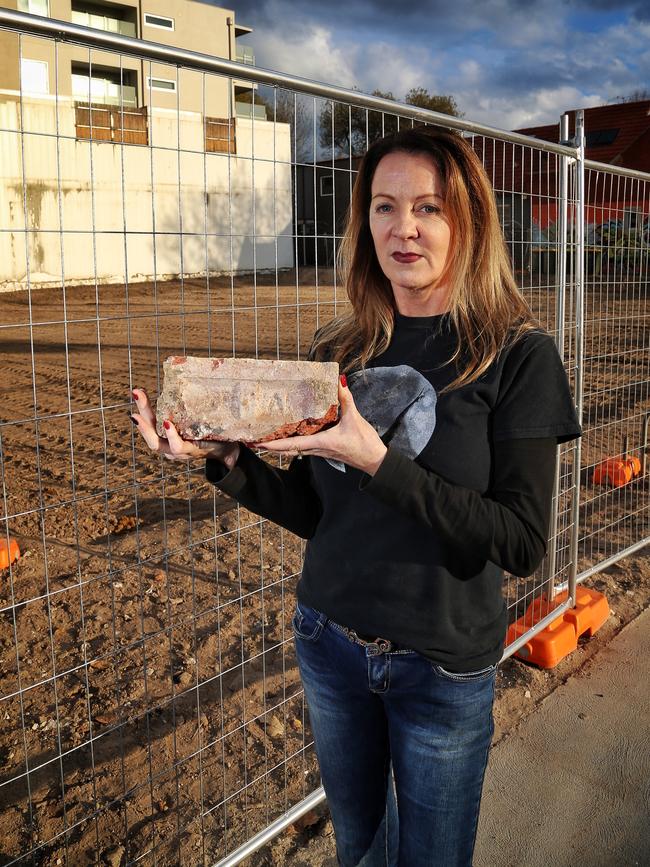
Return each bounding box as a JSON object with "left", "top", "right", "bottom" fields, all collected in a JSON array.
[
  {"left": 72, "top": 64, "right": 145, "bottom": 144},
  {"left": 71, "top": 9, "right": 137, "bottom": 37},
  {"left": 72, "top": 73, "right": 137, "bottom": 108}
]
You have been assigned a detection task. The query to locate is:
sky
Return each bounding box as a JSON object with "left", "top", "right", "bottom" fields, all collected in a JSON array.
[{"left": 221, "top": 0, "right": 649, "bottom": 132}]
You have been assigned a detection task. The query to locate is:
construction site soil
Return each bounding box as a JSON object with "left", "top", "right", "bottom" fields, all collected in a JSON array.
[{"left": 0, "top": 269, "right": 648, "bottom": 866}]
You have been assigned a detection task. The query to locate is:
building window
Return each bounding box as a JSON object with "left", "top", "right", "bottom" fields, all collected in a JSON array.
[
  {"left": 146, "top": 76, "right": 177, "bottom": 93},
  {"left": 320, "top": 175, "right": 334, "bottom": 196},
  {"left": 18, "top": 0, "right": 49, "bottom": 15},
  {"left": 20, "top": 59, "right": 49, "bottom": 95},
  {"left": 144, "top": 13, "right": 174, "bottom": 31},
  {"left": 585, "top": 129, "right": 619, "bottom": 147}
]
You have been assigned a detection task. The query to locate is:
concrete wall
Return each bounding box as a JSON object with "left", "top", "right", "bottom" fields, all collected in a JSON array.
[{"left": 0, "top": 97, "right": 294, "bottom": 289}]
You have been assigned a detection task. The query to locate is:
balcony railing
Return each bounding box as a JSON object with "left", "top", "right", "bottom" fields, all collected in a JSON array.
[
  {"left": 236, "top": 44, "right": 255, "bottom": 65},
  {"left": 72, "top": 75, "right": 138, "bottom": 107},
  {"left": 71, "top": 10, "right": 136, "bottom": 37},
  {"left": 235, "top": 100, "right": 267, "bottom": 120},
  {"left": 205, "top": 116, "right": 236, "bottom": 154},
  {"left": 74, "top": 102, "right": 148, "bottom": 144}
]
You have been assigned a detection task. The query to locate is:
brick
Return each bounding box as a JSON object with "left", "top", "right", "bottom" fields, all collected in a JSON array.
[{"left": 156, "top": 356, "right": 340, "bottom": 443}]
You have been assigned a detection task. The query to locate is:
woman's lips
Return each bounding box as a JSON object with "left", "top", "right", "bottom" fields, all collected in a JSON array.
[{"left": 392, "top": 252, "right": 421, "bottom": 264}]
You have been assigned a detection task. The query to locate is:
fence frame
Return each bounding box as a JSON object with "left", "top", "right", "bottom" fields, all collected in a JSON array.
[
  {"left": 1, "top": 7, "right": 648, "bottom": 866},
  {"left": 2, "top": 5, "right": 650, "bottom": 187}
]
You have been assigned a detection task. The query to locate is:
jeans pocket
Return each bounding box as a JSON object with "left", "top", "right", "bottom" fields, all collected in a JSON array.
[
  {"left": 292, "top": 602, "right": 325, "bottom": 642},
  {"left": 433, "top": 663, "right": 497, "bottom": 683}
]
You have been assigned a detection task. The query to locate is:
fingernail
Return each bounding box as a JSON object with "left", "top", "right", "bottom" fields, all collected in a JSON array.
[
  {"left": 128, "top": 413, "right": 139, "bottom": 426},
  {"left": 163, "top": 420, "right": 171, "bottom": 430},
  {"left": 132, "top": 390, "right": 139, "bottom": 401},
  {"left": 340, "top": 374, "right": 347, "bottom": 388}
]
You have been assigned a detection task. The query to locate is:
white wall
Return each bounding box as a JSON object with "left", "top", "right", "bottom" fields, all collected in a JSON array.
[{"left": 0, "top": 97, "right": 294, "bottom": 291}]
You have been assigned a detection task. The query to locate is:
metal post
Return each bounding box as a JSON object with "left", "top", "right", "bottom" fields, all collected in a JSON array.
[
  {"left": 567, "top": 110, "right": 586, "bottom": 607},
  {"left": 213, "top": 787, "right": 326, "bottom": 867},
  {"left": 557, "top": 113, "right": 570, "bottom": 353},
  {"left": 547, "top": 113, "right": 571, "bottom": 600}
]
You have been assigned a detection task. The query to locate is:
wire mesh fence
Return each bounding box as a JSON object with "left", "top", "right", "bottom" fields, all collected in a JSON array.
[
  {"left": 0, "top": 10, "right": 648, "bottom": 867},
  {"left": 576, "top": 167, "right": 650, "bottom": 578}
]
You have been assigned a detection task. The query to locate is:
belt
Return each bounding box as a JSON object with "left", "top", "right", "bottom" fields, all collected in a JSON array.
[{"left": 330, "top": 621, "right": 397, "bottom": 653}]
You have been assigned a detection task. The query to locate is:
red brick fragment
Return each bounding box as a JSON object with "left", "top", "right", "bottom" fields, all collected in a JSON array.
[{"left": 156, "top": 356, "right": 340, "bottom": 443}]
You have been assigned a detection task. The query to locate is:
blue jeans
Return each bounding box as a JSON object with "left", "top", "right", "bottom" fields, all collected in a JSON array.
[{"left": 293, "top": 602, "right": 496, "bottom": 867}]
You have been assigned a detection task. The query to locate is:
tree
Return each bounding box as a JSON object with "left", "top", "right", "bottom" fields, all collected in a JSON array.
[
  {"left": 319, "top": 87, "right": 463, "bottom": 157},
  {"left": 271, "top": 89, "right": 314, "bottom": 162},
  {"left": 404, "top": 88, "right": 463, "bottom": 118},
  {"left": 319, "top": 89, "right": 399, "bottom": 157}
]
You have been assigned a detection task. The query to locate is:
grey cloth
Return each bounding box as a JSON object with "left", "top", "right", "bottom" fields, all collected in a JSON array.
[{"left": 327, "top": 365, "right": 437, "bottom": 472}]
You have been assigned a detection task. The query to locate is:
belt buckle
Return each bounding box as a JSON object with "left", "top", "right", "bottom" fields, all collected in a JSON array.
[{"left": 349, "top": 629, "right": 393, "bottom": 653}]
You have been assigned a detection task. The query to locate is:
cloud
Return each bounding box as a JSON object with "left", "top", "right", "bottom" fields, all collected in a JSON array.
[
  {"left": 465, "top": 86, "right": 604, "bottom": 132},
  {"left": 356, "top": 42, "right": 441, "bottom": 98},
  {"left": 222, "top": 0, "right": 647, "bottom": 36},
  {"left": 215, "top": 0, "right": 570, "bottom": 42},
  {"left": 569, "top": 0, "right": 650, "bottom": 21},
  {"left": 254, "top": 22, "right": 359, "bottom": 88},
  {"left": 220, "top": 0, "right": 649, "bottom": 129}
]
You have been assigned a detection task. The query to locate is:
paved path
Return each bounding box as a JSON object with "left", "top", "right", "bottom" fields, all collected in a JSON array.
[{"left": 476, "top": 606, "right": 650, "bottom": 867}]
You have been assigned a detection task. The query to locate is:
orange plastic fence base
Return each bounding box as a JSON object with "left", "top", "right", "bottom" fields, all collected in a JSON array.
[
  {"left": 506, "top": 587, "right": 610, "bottom": 668},
  {"left": 0, "top": 537, "right": 20, "bottom": 570}
]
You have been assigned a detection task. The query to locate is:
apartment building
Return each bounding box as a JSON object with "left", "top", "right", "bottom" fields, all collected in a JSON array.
[
  {"left": 0, "top": 0, "right": 260, "bottom": 139},
  {"left": 0, "top": 1, "right": 293, "bottom": 288}
]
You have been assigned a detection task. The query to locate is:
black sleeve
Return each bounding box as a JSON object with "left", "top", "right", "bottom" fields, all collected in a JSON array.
[
  {"left": 493, "top": 331, "right": 581, "bottom": 443},
  {"left": 361, "top": 437, "right": 557, "bottom": 577},
  {"left": 205, "top": 447, "right": 322, "bottom": 540}
]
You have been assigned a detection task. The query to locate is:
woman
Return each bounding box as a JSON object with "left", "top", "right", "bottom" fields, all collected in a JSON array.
[{"left": 132, "top": 128, "right": 580, "bottom": 866}]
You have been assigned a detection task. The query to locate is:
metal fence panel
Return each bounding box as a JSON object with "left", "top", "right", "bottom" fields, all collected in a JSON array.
[
  {"left": 0, "top": 10, "right": 648, "bottom": 866},
  {"left": 575, "top": 164, "right": 649, "bottom": 580}
]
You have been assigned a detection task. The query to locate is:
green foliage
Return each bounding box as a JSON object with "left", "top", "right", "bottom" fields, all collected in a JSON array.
[
  {"left": 598, "top": 223, "right": 648, "bottom": 272},
  {"left": 404, "top": 88, "right": 462, "bottom": 118}
]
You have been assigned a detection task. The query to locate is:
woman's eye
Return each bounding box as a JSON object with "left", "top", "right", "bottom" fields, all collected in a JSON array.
[
  {"left": 420, "top": 204, "right": 441, "bottom": 214},
  {"left": 376, "top": 203, "right": 392, "bottom": 213}
]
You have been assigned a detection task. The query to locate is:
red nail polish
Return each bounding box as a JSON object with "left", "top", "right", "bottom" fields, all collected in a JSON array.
[
  {"left": 340, "top": 374, "right": 347, "bottom": 388},
  {"left": 132, "top": 390, "right": 139, "bottom": 400},
  {"left": 163, "top": 420, "right": 170, "bottom": 430}
]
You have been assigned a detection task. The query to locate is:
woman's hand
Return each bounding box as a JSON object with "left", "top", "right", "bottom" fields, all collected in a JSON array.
[
  {"left": 254, "top": 377, "right": 387, "bottom": 475},
  {"left": 131, "top": 388, "right": 240, "bottom": 469}
]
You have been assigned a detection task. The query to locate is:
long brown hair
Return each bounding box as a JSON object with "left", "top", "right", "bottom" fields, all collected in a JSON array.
[{"left": 311, "top": 127, "right": 536, "bottom": 390}]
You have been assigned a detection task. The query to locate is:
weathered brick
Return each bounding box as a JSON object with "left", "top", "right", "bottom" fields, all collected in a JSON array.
[{"left": 156, "top": 356, "right": 340, "bottom": 442}]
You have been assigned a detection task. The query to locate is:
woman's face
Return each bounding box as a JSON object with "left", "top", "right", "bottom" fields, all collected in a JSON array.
[{"left": 369, "top": 151, "right": 452, "bottom": 316}]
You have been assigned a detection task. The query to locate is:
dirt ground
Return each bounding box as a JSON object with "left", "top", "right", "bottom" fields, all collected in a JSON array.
[
  {"left": 250, "top": 551, "right": 650, "bottom": 867},
  {"left": 0, "top": 268, "right": 648, "bottom": 866}
]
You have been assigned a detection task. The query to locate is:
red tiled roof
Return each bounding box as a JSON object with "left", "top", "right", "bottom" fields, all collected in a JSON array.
[{"left": 514, "top": 100, "right": 650, "bottom": 170}]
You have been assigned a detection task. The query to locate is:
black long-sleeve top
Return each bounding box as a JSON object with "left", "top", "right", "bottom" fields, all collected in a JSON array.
[
  {"left": 206, "top": 438, "right": 555, "bottom": 576},
  {"left": 206, "top": 313, "right": 581, "bottom": 671}
]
